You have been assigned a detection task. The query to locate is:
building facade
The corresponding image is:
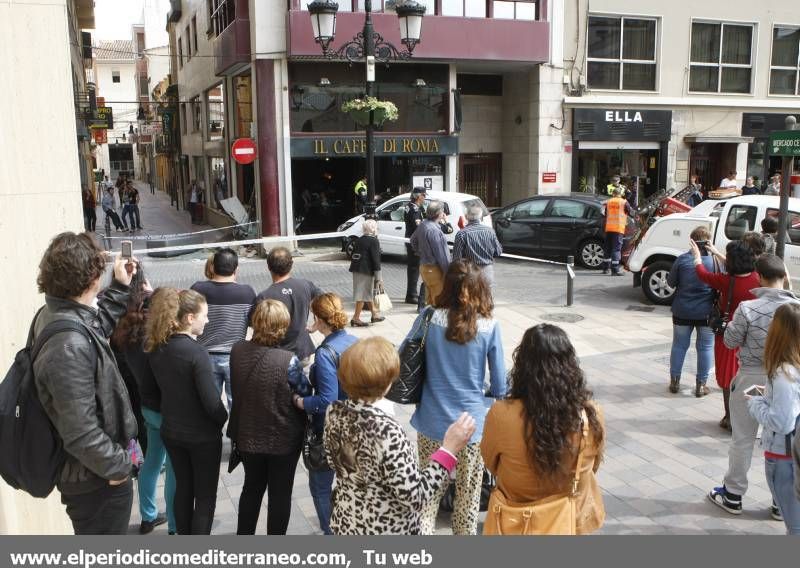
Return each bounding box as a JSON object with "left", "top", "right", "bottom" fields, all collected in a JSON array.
[
  {"left": 561, "top": 0, "right": 800, "bottom": 200},
  {"left": 169, "top": 0, "right": 557, "bottom": 236},
  {"left": 1, "top": 0, "right": 95, "bottom": 534}
]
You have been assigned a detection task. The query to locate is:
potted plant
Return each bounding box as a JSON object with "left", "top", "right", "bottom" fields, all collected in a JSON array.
[{"left": 341, "top": 97, "right": 399, "bottom": 127}]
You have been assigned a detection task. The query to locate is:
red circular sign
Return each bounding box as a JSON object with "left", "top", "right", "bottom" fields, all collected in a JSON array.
[{"left": 231, "top": 138, "right": 258, "bottom": 165}]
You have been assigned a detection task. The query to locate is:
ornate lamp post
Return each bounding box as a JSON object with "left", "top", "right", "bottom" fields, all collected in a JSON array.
[{"left": 307, "top": 0, "right": 425, "bottom": 216}]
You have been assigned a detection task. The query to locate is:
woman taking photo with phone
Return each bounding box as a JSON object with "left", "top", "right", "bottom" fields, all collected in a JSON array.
[
  {"left": 145, "top": 288, "right": 228, "bottom": 535},
  {"left": 691, "top": 240, "right": 759, "bottom": 430},
  {"left": 747, "top": 303, "right": 800, "bottom": 534}
]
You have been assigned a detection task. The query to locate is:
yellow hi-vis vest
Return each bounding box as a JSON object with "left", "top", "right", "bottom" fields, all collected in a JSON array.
[
  {"left": 354, "top": 180, "right": 367, "bottom": 196},
  {"left": 604, "top": 197, "right": 628, "bottom": 234}
]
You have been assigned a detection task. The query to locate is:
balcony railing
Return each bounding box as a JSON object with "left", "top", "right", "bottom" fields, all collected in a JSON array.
[{"left": 209, "top": 0, "right": 236, "bottom": 37}]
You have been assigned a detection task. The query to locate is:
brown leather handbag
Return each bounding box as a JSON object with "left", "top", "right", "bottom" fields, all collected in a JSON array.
[{"left": 483, "top": 410, "right": 591, "bottom": 536}]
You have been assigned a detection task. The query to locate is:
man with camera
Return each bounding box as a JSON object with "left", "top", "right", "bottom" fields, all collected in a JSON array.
[{"left": 33, "top": 233, "right": 138, "bottom": 534}]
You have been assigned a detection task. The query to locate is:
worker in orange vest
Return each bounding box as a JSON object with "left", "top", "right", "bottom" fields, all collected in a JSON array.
[{"left": 602, "top": 187, "right": 634, "bottom": 276}]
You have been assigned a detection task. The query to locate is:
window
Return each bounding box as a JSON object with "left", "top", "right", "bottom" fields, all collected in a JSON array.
[
  {"left": 458, "top": 74, "right": 503, "bottom": 96},
  {"left": 724, "top": 205, "right": 757, "bottom": 239},
  {"left": 185, "top": 25, "right": 192, "bottom": 58},
  {"left": 136, "top": 34, "right": 145, "bottom": 56},
  {"left": 178, "top": 38, "right": 184, "bottom": 67},
  {"left": 550, "top": 199, "right": 589, "bottom": 219},
  {"left": 206, "top": 85, "right": 224, "bottom": 140},
  {"left": 111, "top": 70, "right": 120, "bottom": 83},
  {"left": 190, "top": 96, "right": 201, "bottom": 132},
  {"left": 587, "top": 16, "right": 657, "bottom": 91},
  {"left": 191, "top": 16, "right": 198, "bottom": 54},
  {"left": 378, "top": 201, "right": 406, "bottom": 221},
  {"left": 492, "top": 1, "right": 536, "bottom": 20},
  {"left": 210, "top": 0, "right": 237, "bottom": 36},
  {"left": 511, "top": 199, "right": 548, "bottom": 219},
  {"left": 180, "top": 104, "right": 187, "bottom": 134},
  {"left": 689, "top": 21, "right": 754, "bottom": 93},
  {"left": 767, "top": 209, "right": 800, "bottom": 244},
  {"left": 441, "top": 0, "right": 486, "bottom": 18},
  {"left": 138, "top": 75, "right": 149, "bottom": 97},
  {"left": 770, "top": 26, "right": 800, "bottom": 95}
]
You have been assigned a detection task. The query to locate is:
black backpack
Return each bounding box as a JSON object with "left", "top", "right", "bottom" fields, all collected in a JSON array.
[{"left": 0, "top": 314, "right": 93, "bottom": 498}]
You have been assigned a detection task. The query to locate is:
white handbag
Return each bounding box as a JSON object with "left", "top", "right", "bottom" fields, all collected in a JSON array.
[{"left": 373, "top": 281, "right": 393, "bottom": 313}]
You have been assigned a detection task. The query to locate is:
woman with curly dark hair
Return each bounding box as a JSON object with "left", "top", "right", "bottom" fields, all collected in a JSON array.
[
  {"left": 480, "top": 324, "right": 605, "bottom": 535},
  {"left": 407, "top": 259, "right": 507, "bottom": 535},
  {"left": 110, "top": 265, "right": 176, "bottom": 535},
  {"left": 691, "top": 239, "right": 759, "bottom": 430}
]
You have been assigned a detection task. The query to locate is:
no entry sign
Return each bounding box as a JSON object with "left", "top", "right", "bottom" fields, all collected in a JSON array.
[{"left": 232, "top": 138, "right": 257, "bottom": 165}]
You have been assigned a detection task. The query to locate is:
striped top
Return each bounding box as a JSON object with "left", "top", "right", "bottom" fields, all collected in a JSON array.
[
  {"left": 452, "top": 220, "right": 503, "bottom": 267},
  {"left": 190, "top": 280, "right": 257, "bottom": 354}
]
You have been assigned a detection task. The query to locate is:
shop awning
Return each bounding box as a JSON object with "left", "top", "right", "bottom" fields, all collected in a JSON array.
[
  {"left": 578, "top": 141, "right": 661, "bottom": 150},
  {"left": 684, "top": 135, "right": 754, "bottom": 144}
]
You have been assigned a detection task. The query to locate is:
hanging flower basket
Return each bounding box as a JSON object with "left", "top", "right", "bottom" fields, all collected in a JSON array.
[{"left": 342, "top": 97, "right": 399, "bottom": 127}]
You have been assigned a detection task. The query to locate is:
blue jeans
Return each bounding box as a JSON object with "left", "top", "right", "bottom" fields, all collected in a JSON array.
[
  {"left": 209, "top": 353, "right": 232, "bottom": 410},
  {"left": 669, "top": 324, "right": 714, "bottom": 383},
  {"left": 308, "top": 468, "right": 335, "bottom": 535},
  {"left": 138, "top": 407, "right": 176, "bottom": 533},
  {"left": 765, "top": 458, "right": 800, "bottom": 535},
  {"left": 121, "top": 204, "right": 133, "bottom": 228}
]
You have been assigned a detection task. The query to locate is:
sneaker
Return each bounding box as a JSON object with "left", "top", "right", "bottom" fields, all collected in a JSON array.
[
  {"left": 707, "top": 486, "right": 742, "bottom": 515},
  {"left": 669, "top": 377, "right": 680, "bottom": 393},
  {"left": 139, "top": 513, "right": 167, "bottom": 534},
  {"left": 695, "top": 383, "right": 711, "bottom": 398},
  {"left": 770, "top": 503, "right": 783, "bottom": 521}
]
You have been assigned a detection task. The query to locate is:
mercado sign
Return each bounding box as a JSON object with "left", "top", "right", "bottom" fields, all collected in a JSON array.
[
  {"left": 88, "top": 107, "right": 113, "bottom": 129},
  {"left": 291, "top": 135, "right": 459, "bottom": 158},
  {"left": 769, "top": 130, "right": 800, "bottom": 157}
]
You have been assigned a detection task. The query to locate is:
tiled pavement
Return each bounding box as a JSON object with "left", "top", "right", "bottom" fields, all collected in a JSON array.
[
  {"left": 126, "top": 298, "right": 785, "bottom": 535},
  {"left": 121, "top": 191, "right": 785, "bottom": 535}
]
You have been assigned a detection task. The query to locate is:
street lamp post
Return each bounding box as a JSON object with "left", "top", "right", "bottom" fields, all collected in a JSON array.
[{"left": 307, "top": 0, "right": 425, "bottom": 217}]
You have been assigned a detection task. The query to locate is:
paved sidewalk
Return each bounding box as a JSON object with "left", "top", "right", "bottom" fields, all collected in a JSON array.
[{"left": 126, "top": 256, "right": 785, "bottom": 536}]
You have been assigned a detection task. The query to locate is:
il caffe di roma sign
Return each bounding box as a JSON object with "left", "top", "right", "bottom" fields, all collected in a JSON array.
[{"left": 291, "top": 135, "right": 458, "bottom": 158}]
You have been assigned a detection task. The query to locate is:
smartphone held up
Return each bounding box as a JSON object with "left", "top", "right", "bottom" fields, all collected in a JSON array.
[{"left": 120, "top": 240, "right": 134, "bottom": 274}]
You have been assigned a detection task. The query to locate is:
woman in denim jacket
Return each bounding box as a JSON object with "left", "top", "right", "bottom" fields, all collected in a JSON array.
[
  {"left": 406, "top": 259, "right": 507, "bottom": 535},
  {"left": 747, "top": 303, "right": 800, "bottom": 534}
]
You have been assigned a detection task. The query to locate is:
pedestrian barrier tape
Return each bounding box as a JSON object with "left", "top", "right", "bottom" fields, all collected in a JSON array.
[
  {"left": 99, "top": 221, "right": 260, "bottom": 241},
  {"left": 126, "top": 230, "right": 575, "bottom": 278}
]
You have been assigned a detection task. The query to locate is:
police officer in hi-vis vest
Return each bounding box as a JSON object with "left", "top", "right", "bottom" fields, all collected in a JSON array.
[
  {"left": 601, "top": 186, "right": 634, "bottom": 276},
  {"left": 353, "top": 176, "right": 368, "bottom": 213}
]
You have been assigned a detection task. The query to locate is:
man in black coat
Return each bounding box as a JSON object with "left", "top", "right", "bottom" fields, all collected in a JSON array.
[
  {"left": 33, "top": 232, "right": 138, "bottom": 534},
  {"left": 404, "top": 187, "right": 426, "bottom": 304}
]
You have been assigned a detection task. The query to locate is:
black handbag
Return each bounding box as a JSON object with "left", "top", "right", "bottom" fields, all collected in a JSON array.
[
  {"left": 439, "top": 467, "right": 496, "bottom": 513},
  {"left": 302, "top": 421, "right": 331, "bottom": 472},
  {"left": 386, "top": 308, "right": 434, "bottom": 405},
  {"left": 302, "top": 345, "right": 339, "bottom": 472},
  {"left": 227, "top": 442, "right": 242, "bottom": 473},
  {"left": 708, "top": 276, "right": 736, "bottom": 336}
]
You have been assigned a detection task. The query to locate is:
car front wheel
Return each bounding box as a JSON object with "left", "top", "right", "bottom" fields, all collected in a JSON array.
[
  {"left": 642, "top": 260, "right": 675, "bottom": 305},
  {"left": 577, "top": 239, "right": 605, "bottom": 269}
]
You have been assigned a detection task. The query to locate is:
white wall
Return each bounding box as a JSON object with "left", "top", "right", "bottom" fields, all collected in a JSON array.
[
  {"left": 0, "top": 0, "right": 84, "bottom": 535},
  {"left": 94, "top": 59, "right": 138, "bottom": 144},
  {"left": 143, "top": 0, "right": 171, "bottom": 49}
]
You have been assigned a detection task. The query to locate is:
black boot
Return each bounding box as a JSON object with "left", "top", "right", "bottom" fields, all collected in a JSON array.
[{"left": 669, "top": 376, "right": 680, "bottom": 393}]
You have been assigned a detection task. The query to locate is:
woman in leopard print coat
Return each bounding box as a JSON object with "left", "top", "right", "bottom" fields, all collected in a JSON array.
[{"left": 323, "top": 337, "right": 476, "bottom": 535}]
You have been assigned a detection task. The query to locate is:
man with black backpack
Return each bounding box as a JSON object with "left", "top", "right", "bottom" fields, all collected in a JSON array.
[{"left": 32, "top": 232, "right": 138, "bottom": 534}]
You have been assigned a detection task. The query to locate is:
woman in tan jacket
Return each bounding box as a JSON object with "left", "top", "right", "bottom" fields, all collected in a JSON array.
[{"left": 481, "top": 324, "right": 605, "bottom": 534}]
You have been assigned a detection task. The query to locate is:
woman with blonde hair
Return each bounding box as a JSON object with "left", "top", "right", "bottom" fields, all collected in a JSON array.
[
  {"left": 293, "top": 293, "right": 358, "bottom": 534},
  {"left": 324, "top": 337, "right": 476, "bottom": 534},
  {"left": 408, "top": 259, "right": 507, "bottom": 535},
  {"left": 228, "top": 299, "right": 309, "bottom": 535},
  {"left": 747, "top": 303, "right": 800, "bottom": 534},
  {"left": 348, "top": 218, "right": 384, "bottom": 327},
  {"left": 145, "top": 288, "right": 227, "bottom": 535}
]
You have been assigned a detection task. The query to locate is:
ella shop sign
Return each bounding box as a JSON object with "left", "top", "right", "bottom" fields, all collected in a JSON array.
[
  {"left": 573, "top": 109, "right": 672, "bottom": 141},
  {"left": 291, "top": 135, "right": 459, "bottom": 158}
]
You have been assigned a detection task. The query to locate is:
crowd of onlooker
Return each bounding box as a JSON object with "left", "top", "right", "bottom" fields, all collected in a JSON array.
[
  {"left": 29, "top": 224, "right": 606, "bottom": 536},
  {"left": 669, "top": 224, "right": 800, "bottom": 534}
]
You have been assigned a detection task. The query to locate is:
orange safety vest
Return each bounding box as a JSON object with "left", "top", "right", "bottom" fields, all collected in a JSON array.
[{"left": 604, "top": 197, "right": 628, "bottom": 234}]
